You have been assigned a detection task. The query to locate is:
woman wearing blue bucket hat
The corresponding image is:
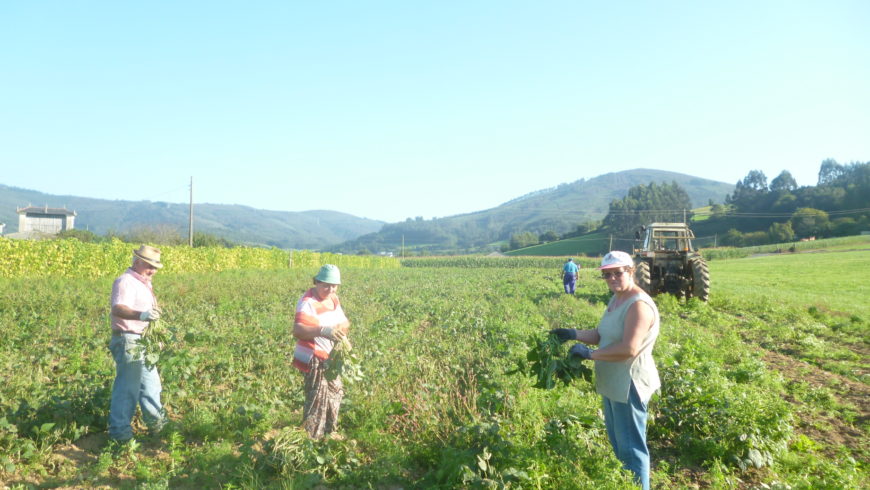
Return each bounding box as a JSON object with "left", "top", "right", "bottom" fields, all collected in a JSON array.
[{"left": 291, "top": 264, "right": 351, "bottom": 439}]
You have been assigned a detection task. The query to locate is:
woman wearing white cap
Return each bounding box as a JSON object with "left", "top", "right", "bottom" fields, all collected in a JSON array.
[
  {"left": 291, "top": 264, "right": 351, "bottom": 439},
  {"left": 550, "top": 250, "right": 660, "bottom": 490}
]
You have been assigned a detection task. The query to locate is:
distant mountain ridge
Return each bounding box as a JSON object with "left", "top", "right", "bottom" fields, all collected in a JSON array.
[
  {"left": 330, "top": 169, "right": 734, "bottom": 254},
  {"left": 0, "top": 184, "right": 385, "bottom": 249},
  {"left": 1, "top": 169, "right": 734, "bottom": 251}
]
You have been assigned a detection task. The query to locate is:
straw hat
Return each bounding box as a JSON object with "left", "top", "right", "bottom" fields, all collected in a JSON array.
[{"left": 133, "top": 245, "right": 163, "bottom": 269}]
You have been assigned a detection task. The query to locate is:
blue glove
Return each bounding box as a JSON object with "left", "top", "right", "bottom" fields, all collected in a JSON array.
[
  {"left": 569, "top": 343, "right": 594, "bottom": 360},
  {"left": 549, "top": 328, "right": 576, "bottom": 343}
]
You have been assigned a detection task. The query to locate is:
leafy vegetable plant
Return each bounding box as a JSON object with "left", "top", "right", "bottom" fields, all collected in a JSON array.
[
  {"left": 510, "top": 334, "right": 592, "bottom": 389},
  {"left": 134, "top": 319, "right": 176, "bottom": 369},
  {"left": 324, "top": 337, "right": 363, "bottom": 384}
]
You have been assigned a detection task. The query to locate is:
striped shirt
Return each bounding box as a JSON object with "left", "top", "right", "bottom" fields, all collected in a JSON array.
[{"left": 292, "top": 288, "right": 348, "bottom": 373}]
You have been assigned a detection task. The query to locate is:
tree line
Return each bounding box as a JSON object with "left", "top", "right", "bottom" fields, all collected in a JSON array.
[
  {"left": 504, "top": 159, "right": 869, "bottom": 252},
  {"left": 706, "top": 160, "right": 869, "bottom": 246}
]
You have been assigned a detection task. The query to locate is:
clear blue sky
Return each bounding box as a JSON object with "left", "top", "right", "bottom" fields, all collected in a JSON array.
[{"left": 2, "top": 1, "right": 868, "bottom": 223}]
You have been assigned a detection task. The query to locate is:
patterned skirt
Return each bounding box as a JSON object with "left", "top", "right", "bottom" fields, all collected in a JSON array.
[{"left": 302, "top": 356, "right": 344, "bottom": 439}]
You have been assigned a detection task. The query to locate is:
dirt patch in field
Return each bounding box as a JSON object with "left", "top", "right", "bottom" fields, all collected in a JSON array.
[
  {"left": 53, "top": 432, "right": 105, "bottom": 467},
  {"left": 760, "top": 349, "right": 869, "bottom": 461}
]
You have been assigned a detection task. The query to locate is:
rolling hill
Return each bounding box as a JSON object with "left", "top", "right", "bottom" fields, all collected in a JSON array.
[
  {"left": 330, "top": 169, "right": 734, "bottom": 254},
  {"left": 0, "top": 184, "right": 385, "bottom": 249},
  {"left": 1, "top": 169, "right": 733, "bottom": 252}
]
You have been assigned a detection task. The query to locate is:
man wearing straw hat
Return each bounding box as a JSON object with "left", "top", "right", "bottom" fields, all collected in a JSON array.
[{"left": 107, "top": 245, "right": 167, "bottom": 442}]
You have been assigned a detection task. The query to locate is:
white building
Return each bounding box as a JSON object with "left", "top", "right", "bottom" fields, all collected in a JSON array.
[{"left": 16, "top": 206, "right": 77, "bottom": 234}]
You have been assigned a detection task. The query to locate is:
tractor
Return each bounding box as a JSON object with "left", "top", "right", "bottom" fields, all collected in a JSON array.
[{"left": 632, "top": 222, "right": 710, "bottom": 302}]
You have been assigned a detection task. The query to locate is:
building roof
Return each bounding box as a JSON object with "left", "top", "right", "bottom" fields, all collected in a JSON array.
[{"left": 16, "top": 205, "right": 77, "bottom": 216}]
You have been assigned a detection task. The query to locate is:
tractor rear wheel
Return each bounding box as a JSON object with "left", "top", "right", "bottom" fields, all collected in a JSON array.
[
  {"left": 635, "top": 261, "right": 652, "bottom": 295},
  {"left": 690, "top": 258, "right": 710, "bottom": 302}
]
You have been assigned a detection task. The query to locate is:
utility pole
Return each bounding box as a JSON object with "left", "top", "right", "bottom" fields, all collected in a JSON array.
[
  {"left": 401, "top": 234, "right": 405, "bottom": 259},
  {"left": 609, "top": 234, "right": 613, "bottom": 250},
  {"left": 188, "top": 177, "right": 194, "bottom": 247}
]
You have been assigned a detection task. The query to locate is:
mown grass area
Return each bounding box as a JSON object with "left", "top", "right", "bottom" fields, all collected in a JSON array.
[
  {"left": 505, "top": 230, "right": 870, "bottom": 261},
  {"left": 703, "top": 234, "right": 870, "bottom": 260},
  {"left": 0, "top": 254, "right": 866, "bottom": 488},
  {"left": 505, "top": 231, "right": 613, "bottom": 257},
  {"left": 712, "top": 249, "right": 870, "bottom": 320}
]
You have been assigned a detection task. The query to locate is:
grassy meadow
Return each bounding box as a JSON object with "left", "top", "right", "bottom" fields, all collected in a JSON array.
[
  {"left": 0, "top": 249, "right": 867, "bottom": 488},
  {"left": 504, "top": 232, "right": 614, "bottom": 257}
]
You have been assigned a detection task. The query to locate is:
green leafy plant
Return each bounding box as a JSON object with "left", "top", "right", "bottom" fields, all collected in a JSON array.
[
  {"left": 510, "top": 334, "right": 592, "bottom": 389},
  {"left": 324, "top": 337, "right": 363, "bottom": 384},
  {"left": 133, "top": 319, "right": 176, "bottom": 369}
]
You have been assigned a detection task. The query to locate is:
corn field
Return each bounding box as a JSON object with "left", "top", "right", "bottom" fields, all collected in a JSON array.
[{"left": 0, "top": 238, "right": 399, "bottom": 279}]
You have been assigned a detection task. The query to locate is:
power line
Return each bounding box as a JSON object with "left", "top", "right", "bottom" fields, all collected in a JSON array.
[{"left": 590, "top": 207, "right": 870, "bottom": 218}]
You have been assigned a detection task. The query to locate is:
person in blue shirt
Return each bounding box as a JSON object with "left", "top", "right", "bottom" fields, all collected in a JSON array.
[{"left": 562, "top": 258, "right": 580, "bottom": 294}]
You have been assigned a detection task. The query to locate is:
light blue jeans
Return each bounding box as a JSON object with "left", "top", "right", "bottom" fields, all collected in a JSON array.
[
  {"left": 108, "top": 333, "right": 165, "bottom": 441},
  {"left": 602, "top": 383, "right": 650, "bottom": 490}
]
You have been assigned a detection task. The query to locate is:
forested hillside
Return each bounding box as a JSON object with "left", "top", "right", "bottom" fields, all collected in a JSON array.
[
  {"left": 505, "top": 160, "right": 869, "bottom": 256},
  {"left": 692, "top": 160, "right": 870, "bottom": 245},
  {"left": 0, "top": 184, "right": 384, "bottom": 249},
  {"left": 331, "top": 169, "right": 732, "bottom": 254}
]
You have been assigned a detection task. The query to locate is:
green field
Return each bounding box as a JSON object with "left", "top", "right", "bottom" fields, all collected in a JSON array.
[
  {"left": 505, "top": 231, "right": 614, "bottom": 257},
  {"left": 0, "top": 252, "right": 867, "bottom": 488}
]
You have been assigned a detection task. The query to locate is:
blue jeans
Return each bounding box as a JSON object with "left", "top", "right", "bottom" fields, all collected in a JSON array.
[
  {"left": 563, "top": 277, "right": 576, "bottom": 294},
  {"left": 602, "top": 383, "right": 650, "bottom": 490},
  {"left": 108, "top": 333, "right": 165, "bottom": 441}
]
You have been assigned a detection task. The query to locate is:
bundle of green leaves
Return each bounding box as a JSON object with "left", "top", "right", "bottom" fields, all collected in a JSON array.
[
  {"left": 134, "top": 319, "right": 176, "bottom": 369},
  {"left": 324, "top": 337, "right": 364, "bottom": 384},
  {"left": 510, "top": 334, "right": 592, "bottom": 389}
]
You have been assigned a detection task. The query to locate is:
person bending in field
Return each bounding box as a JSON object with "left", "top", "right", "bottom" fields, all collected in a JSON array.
[
  {"left": 562, "top": 257, "right": 580, "bottom": 294},
  {"left": 551, "top": 251, "right": 661, "bottom": 490},
  {"left": 107, "top": 245, "right": 167, "bottom": 442},
  {"left": 292, "top": 264, "right": 351, "bottom": 439}
]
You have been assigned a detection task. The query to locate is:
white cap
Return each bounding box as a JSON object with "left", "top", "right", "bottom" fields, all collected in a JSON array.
[{"left": 599, "top": 251, "right": 633, "bottom": 270}]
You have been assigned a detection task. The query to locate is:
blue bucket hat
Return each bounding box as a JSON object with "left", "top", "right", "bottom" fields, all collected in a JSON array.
[{"left": 314, "top": 264, "right": 341, "bottom": 284}]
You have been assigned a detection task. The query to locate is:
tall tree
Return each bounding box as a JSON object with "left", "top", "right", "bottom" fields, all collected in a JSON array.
[
  {"left": 603, "top": 181, "right": 693, "bottom": 234},
  {"left": 768, "top": 221, "right": 795, "bottom": 243},
  {"left": 790, "top": 208, "right": 830, "bottom": 238},
  {"left": 770, "top": 170, "right": 798, "bottom": 192},
  {"left": 727, "top": 170, "right": 769, "bottom": 212},
  {"left": 817, "top": 159, "right": 845, "bottom": 186}
]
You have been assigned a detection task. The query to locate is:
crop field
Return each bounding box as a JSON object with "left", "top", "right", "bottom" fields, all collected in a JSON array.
[{"left": 0, "top": 250, "right": 867, "bottom": 488}]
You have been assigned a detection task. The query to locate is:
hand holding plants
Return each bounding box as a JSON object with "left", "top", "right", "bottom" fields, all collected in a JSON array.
[
  {"left": 568, "top": 343, "right": 593, "bottom": 360},
  {"left": 321, "top": 321, "right": 350, "bottom": 341},
  {"left": 549, "top": 328, "right": 576, "bottom": 343},
  {"left": 139, "top": 307, "right": 162, "bottom": 322}
]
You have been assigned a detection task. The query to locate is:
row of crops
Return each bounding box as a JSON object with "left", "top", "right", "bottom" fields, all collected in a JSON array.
[
  {"left": 400, "top": 255, "right": 600, "bottom": 269},
  {"left": 0, "top": 238, "right": 399, "bottom": 278},
  {"left": 0, "top": 253, "right": 865, "bottom": 487},
  {"left": 4, "top": 235, "right": 868, "bottom": 279}
]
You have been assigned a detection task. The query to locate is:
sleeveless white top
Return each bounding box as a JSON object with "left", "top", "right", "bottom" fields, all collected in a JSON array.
[{"left": 594, "top": 292, "right": 661, "bottom": 403}]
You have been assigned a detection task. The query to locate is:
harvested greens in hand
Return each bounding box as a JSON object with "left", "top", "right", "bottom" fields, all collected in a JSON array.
[
  {"left": 133, "top": 319, "right": 175, "bottom": 369},
  {"left": 511, "top": 333, "right": 592, "bottom": 389},
  {"left": 324, "top": 337, "right": 363, "bottom": 383}
]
